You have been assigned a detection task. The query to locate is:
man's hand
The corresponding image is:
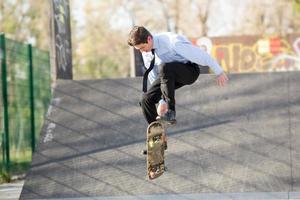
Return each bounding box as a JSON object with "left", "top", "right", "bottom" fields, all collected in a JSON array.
[
  {"left": 216, "top": 72, "right": 229, "bottom": 86},
  {"left": 157, "top": 99, "right": 168, "bottom": 116}
]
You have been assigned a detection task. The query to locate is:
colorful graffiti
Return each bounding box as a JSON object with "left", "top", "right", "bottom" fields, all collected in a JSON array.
[
  {"left": 271, "top": 37, "right": 300, "bottom": 71},
  {"left": 193, "top": 34, "right": 300, "bottom": 73}
]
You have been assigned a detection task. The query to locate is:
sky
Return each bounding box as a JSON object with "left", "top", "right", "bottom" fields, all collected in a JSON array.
[
  {"left": 207, "top": 0, "right": 250, "bottom": 36},
  {"left": 70, "top": 0, "right": 240, "bottom": 37},
  {"left": 70, "top": 0, "right": 286, "bottom": 37}
]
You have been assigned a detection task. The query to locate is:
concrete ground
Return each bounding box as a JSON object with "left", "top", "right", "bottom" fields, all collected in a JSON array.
[
  {"left": 19, "top": 72, "right": 300, "bottom": 199},
  {"left": 0, "top": 181, "right": 24, "bottom": 200}
]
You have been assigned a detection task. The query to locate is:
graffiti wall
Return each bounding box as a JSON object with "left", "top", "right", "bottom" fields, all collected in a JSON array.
[{"left": 192, "top": 34, "right": 300, "bottom": 73}]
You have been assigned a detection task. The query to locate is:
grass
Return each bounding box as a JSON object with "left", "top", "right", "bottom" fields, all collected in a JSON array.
[{"left": 0, "top": 149, "right": 32, "bottom": 183}]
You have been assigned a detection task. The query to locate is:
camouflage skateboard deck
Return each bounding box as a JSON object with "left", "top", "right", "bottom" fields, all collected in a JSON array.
[{"left": 146, "top": 121, "right": 166, "bottom": 180}]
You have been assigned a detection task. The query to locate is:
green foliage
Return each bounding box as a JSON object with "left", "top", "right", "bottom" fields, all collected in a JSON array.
[
  {"left": 294, "top": 0, "right": 300, "bottom": 12},
  {"left": 71, "top": 0, "right": 131, "bottom": 80},
  {"left": 74, "top": 55, "right": 126, "bottom": 79},
  {"left": 0, "top": 171, "right": 11, "bottom": 183},
  {"left": 0, "top": 151, "right": 31, "bottom": 183},
  {"left": 0, "top": 0, "right": 50, "bottom": 50}
]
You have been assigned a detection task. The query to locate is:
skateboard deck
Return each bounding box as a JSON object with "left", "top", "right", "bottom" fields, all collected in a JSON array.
[{"left": 146, "top": 121, "right": 166, "bottom": 180}]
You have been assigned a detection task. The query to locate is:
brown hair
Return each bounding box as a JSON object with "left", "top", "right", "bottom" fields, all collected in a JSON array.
[{"left": 127, "top": 26, "right": 152, "bottom": 46}]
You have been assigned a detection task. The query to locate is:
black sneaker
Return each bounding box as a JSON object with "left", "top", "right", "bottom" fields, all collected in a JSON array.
[{"left": 156, "top": 110, "right": 176, "bottom": 125}]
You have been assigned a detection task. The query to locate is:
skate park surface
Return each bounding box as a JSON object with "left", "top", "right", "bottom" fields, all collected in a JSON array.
[{"left": 20, "top": 72, "right": 300, "bottom": 199}]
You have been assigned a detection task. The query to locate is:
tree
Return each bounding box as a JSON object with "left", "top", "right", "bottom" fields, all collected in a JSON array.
[
  {"left": 0, "top": 0, "right": 50, "bottom": 50},
  {"left": 72, "top": 0, "right": 131, "bottom": 79}
]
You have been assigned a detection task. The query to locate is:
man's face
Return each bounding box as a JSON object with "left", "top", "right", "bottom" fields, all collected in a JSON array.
[{"left": 134, "top": 36, "right": 153, "bottom": 53}]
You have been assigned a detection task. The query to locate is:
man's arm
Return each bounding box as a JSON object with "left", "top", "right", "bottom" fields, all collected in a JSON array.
[
  {"left": 174, "top": 41, "right": 224, "bottom": 75},
  {"left": 174, "top": 40, "right": 229, "bottom": 86}
]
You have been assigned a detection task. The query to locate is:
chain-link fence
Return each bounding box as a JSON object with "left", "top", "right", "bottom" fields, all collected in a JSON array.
[{"left": 0, "top": 33, "right": 51, "bottom": 177}]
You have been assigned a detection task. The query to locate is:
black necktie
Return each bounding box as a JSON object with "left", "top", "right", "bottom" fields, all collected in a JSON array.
[{"left": 142, "top": 49, "right": 155, "bottom": 93}]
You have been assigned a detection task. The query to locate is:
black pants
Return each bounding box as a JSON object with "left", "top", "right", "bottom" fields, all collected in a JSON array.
[{"left": 140, "top": 62, "right": 200, "bottom": 124}]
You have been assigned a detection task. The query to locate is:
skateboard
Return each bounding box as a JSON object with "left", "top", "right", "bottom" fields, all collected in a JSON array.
[{"left": 146, "top": 121, "right": 167, "bottom": 180}]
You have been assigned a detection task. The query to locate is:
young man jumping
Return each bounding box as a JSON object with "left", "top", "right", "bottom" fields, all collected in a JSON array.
[{"left": 128, "top": 26, "right": 228, "bottom": 125}]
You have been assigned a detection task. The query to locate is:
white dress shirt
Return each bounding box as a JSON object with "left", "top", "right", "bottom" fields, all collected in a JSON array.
[{"left": 142, "top": 32, "right": 223, "bottom": 84}]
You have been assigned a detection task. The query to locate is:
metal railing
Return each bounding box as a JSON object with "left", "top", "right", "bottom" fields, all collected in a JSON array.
[{"left": 0, "top": 33, "right": 51, "bottom": 176}]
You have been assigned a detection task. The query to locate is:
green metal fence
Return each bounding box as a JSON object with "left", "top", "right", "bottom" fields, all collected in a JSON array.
[{"left": 0, "top": 33, "right": 51, "bottom": 176}]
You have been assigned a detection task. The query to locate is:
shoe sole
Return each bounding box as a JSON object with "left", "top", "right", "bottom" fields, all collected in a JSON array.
[{"left": 156, "top": 119, "right": 177, "bottom": 127}]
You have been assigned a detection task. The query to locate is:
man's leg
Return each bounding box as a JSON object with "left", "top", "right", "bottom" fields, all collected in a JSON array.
[
  {"left": 140, "top": 78, "right": 162, "bottom": 124},
  {"left": 159, "top": 62, "right": 200, "bottom": 112}
]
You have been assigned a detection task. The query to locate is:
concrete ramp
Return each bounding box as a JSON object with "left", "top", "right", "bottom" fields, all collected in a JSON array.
[{"left": 20, "top": 72, "right": 300, "bottom": 199}]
